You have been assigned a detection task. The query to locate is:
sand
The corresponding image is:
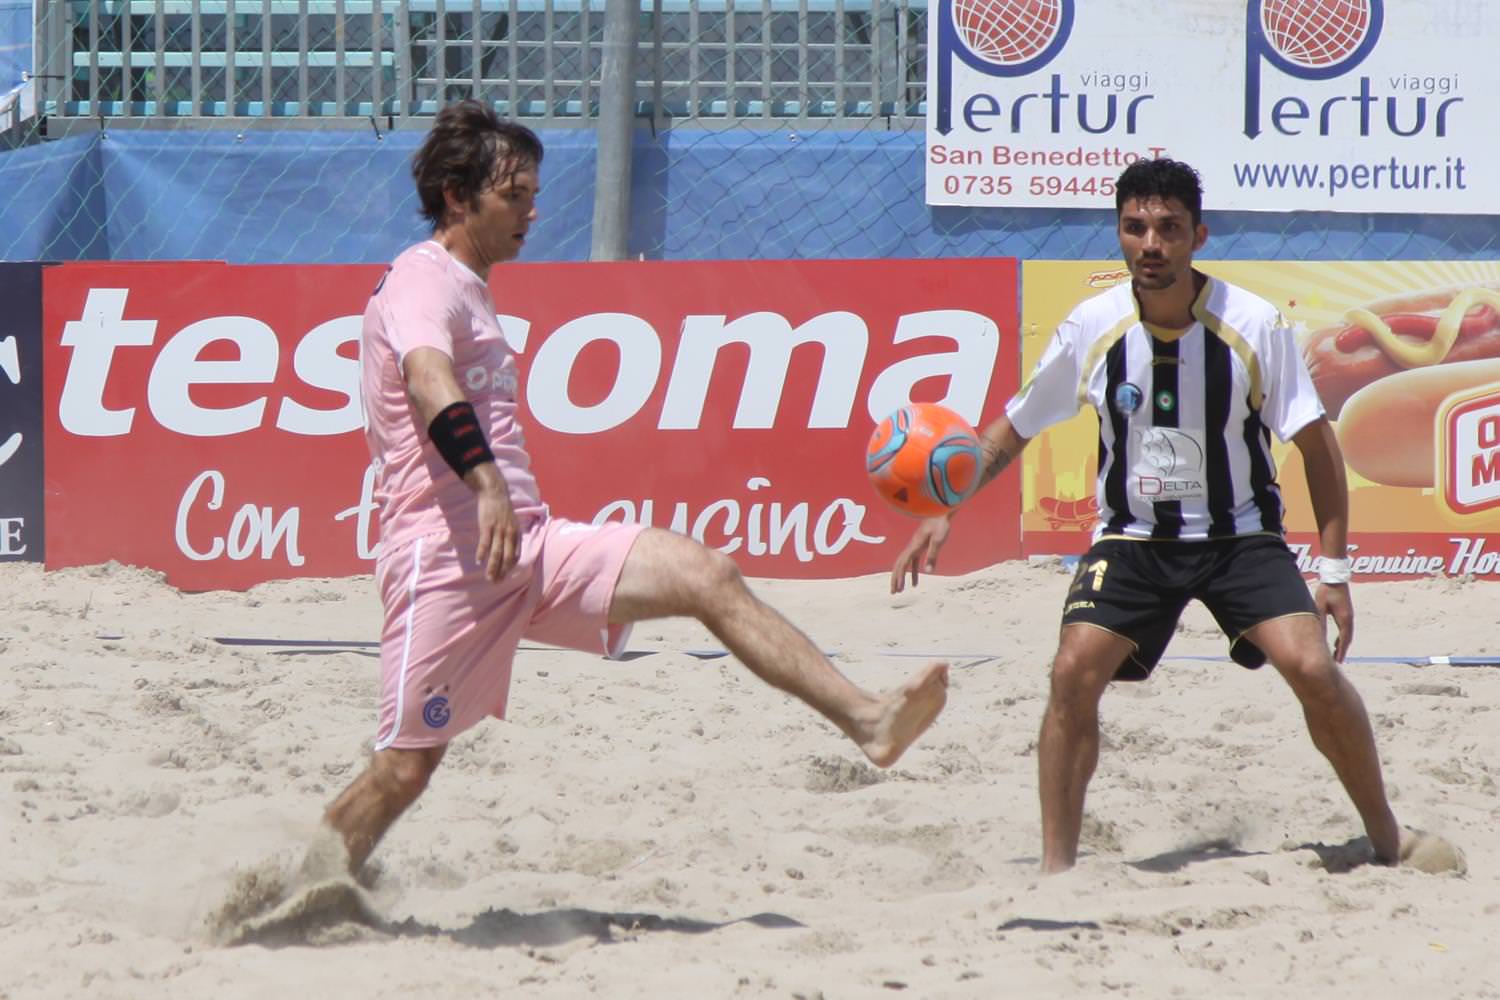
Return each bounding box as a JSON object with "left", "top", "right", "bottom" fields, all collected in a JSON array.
[{"left": 0, "top": 558, "right": 1494, "bottom": 999}]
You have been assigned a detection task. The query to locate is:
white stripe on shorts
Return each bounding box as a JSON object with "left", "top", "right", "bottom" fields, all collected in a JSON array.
[{"left": 374, "top": 536, "right": 424, "bottom": 751}]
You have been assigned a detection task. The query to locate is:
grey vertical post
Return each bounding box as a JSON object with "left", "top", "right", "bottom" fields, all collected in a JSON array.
[
  {"left": 261, "top": 0, "right": 272, "bottom": 114},
  {"left": 589, "top": 0, "right": 637, "bottom": 261},
  {"left": 687, "top": 0, "right": 698, "bottom": 117},
  {"left": 121, "top": 0, "right": 133, "bottom": 112},
  {"left": 833, "top": 0, "right": 844, "bottom": 115},
  {"left": 896, "top": 0, "right": 909, "bottom": 114},
  {"left": 650, "top": 0, "right": 661, "bottom": 125},
  {"left": 226, "top": 0, "right": 237, "bottom": 112},
  {"left": 542, "top": 0, "right": 554, "bottom": 114},
  {"left": 190, "top": 0, "right": 201, "bottom": 116},
  {"left": 724, "top": 0, "right": 734, "bottom": 114},
  {"left": 877, "top": 0, "right": 899, "bottom": 114},
  {"left": 581, "top": 0, "right": 592, "bottom": 117},
  {"left": 88, "top": 0, "right": 99, "bottom": 113},
  {"left": 505, "top": 0, "right": 517, "bottom": 114},
  {"left": 396, "top": 0, "right": 411, "bottom": 119},
  {"left": 370, "top": 0, "right": 383, "bottom": 115},
  {"left": 34, "top": 0, "right": 63, "bottom": 115},
  {"left": 470, "top": 0, "right": 482, "bottom": 101},
  {"left": 297, "top": 0, "right": 308, "bottom": 115},
  {"left": 435, "top": 0, "right": 447, "bottom": 102},
  {"left": 154, "top": 0, "right": 166, "bottom": 115},
  {"left": 758, "top": 0, "right": 769, "bottom": 118},
  {"left": 334, "top": 0, "right": 345, "bottom": 114},
  {"left": 796, "top": 0, "right": 807, "bottom": 116}
]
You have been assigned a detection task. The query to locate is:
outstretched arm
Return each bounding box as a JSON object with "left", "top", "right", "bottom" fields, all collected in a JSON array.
[
  {"left": 889, "top": 415, "right": 1031, "bottom": 593},
  {"left": 974, "top": 414, "right": 1031, "bottom": 495},
  {"left": 1293, "top": 416, "right": 1353, "bottom": 661}
]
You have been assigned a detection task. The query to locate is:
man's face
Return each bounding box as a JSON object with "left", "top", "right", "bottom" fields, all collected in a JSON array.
[
  {"left": 1117, "top": 196, "right": 1206, "bottom": 292},
  {"left": 462, "top": 157, "right": 540, "bottom": 265}
]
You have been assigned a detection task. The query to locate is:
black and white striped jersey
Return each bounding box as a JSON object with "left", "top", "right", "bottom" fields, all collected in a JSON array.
[{"left": 1007, "top": 273, "right": 1325, "bottom": 542}]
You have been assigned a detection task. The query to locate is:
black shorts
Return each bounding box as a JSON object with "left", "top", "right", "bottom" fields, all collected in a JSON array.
[{"left": 1061, "top": 534, "right": 1318, "bottom": 681}]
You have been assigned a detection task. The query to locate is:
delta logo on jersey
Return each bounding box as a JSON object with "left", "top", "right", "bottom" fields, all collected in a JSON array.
[
  {"left": 934, "top": 0, "right": 1074, "bottom": 134},
  {"left": 1131, "top": 427, "right": 1206, "bottom": 502},
  {"left": 1243, "top": 0, "right": 1457, "bottom": 140}
]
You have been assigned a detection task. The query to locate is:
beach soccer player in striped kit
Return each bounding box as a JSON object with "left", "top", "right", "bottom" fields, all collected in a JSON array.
[
  {"left": 321, "top": 100, "right": 948, "bottom": 874},
  {"left": 891, "top": 158, "right": 1410, "bottom": 874}
]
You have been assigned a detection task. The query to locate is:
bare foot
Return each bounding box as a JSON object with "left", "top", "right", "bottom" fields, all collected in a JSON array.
[
  {"left": 1397, "top": 829, "right": 1467, "bottom": 875},
  {"left": 855, "top": 661, "right": 949, "bottom": 767}
]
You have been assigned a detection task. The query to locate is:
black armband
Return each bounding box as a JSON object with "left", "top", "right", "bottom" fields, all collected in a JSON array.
[{"left": 428, "top": 401, "right": 495, "bottom": 479}]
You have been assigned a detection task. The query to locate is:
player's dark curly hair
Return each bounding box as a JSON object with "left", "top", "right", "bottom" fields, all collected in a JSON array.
[
  {"left": 1115, "top": 158, "right": 1203, "bottom": 226},
  {"left": 412, "top": 100, "right": 544, "bottom": 229}
]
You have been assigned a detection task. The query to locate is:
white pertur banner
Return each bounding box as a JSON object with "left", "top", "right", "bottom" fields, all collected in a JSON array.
[{"left": 925, "top": 0, "right": 1486, "bottom": 214}]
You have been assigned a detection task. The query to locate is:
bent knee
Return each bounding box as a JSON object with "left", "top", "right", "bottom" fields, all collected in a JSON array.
[
  {"left": 374, "top": 746, "right": 442, "bottom": 799},
  {"left": 1047, "top": 649, "right": 1116, "bottom": 705},
  {"left": 682, "top": 544, "right": 744, "bottom": 597},
  {"left": 1277, "top": 653, "right": 1343, "bottom": 702},
  {"left": 670, "top": 545, "right": 751, "bottom": 623}
]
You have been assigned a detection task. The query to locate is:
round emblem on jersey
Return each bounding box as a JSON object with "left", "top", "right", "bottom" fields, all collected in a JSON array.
[
  {"left": 422, "top": 695, "right": 451, "bottom": 729},
  {"left": 1155, "top": 389, "right": 1176, "bottom": 412},
  {"left": 1113, "top": 383, "right": 1143, "bottom": 415}
]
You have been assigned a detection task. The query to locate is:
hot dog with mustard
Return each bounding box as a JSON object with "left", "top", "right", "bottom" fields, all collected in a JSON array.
[{"left": 1302, "top": 280, "right": 1500, "bottom": 420}]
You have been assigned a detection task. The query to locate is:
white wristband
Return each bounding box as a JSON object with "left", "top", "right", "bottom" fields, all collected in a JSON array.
[{"left": 1318, "top": 556, "right": 1352, "bottom": 586}]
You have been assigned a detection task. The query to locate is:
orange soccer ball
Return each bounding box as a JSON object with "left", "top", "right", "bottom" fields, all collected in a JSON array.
[{"left": 865, "top": 403, "right": 982, "bottom": 518}]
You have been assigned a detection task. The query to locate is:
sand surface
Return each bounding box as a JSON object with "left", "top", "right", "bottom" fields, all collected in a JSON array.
[{"left": 0, "top": 558, "right": 1494, "bottom": 999}]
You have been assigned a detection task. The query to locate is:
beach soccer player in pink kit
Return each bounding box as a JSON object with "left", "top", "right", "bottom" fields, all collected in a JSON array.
[{"left": 321, "top": 100, "right": 949, "bottom": 873}]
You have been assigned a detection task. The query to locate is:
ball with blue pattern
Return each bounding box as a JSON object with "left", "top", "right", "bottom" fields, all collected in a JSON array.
[{"left": 866, "top": 402, "right": 982, "bottom": 518}]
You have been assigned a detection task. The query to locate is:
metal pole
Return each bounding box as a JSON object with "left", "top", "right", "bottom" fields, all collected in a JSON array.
[{"left": 590, "top": 0, "right": 638, "bottom": 261}]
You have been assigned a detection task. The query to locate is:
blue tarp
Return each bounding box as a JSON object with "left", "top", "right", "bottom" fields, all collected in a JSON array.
[
  {"left": 1, "top": 126, "right": 1495, "bottom": 263},
  {"left": 0, "top": 128, "right": 597, "bottom": 262},
  {"left": 0, "top": 0, "right": 28, "bottom": 100}
]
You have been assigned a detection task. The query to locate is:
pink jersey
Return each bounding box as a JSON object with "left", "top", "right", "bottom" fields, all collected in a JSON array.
[{"left": 360, "top": 241, "right": 546, "bottom": 551}]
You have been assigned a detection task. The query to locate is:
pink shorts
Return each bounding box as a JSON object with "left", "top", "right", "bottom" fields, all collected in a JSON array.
[{"left": 373, "top": 516, "right": 644, "bottom": 749}]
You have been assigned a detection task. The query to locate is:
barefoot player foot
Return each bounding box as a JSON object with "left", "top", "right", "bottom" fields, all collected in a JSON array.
[{"left": 852, "top": 661, "right": 950, "bottom": 767}]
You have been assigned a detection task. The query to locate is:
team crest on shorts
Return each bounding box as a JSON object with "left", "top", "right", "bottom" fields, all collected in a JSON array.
[
  {"left": 1113, "top": 382, "right": 1143, "bottom": 415},
  {"left": 422, "top": 694, "right": 451, "bottom": 729}
]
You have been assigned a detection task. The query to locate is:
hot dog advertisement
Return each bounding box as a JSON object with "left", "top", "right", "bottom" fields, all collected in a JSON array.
[{"left": 1020, "top": 261, "right": 1500, "bottom": 580}]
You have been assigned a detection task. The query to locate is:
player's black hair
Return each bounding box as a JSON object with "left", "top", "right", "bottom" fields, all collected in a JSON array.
[
  {"left": 412, "top": 100, "right": 544, "bottom": 229},
  {"left": 1115, "top": 158, "right": 1203, "bottom": 226}
]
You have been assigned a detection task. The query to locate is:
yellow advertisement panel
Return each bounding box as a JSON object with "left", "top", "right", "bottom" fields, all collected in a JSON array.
[{"left": 1020, "top": 261, "right": 1500, "bottom": 579}]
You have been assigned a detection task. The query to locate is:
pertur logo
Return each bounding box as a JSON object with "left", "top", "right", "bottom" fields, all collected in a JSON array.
[
  {"left": 1242, "top": 0, "right": 1457, "bottom": 139},
  {"left": 934, "top": 0, "right": 1075, "bottom": 134}
]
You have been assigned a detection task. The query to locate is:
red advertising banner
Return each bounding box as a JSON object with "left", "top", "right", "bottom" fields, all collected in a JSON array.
[{"left": 43, "top": 258, "right": 1021, "bottom": 590}]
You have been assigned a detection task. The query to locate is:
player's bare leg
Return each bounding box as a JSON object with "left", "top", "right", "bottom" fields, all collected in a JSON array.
[
  {"left": 1037, "top": 624, "right": 1133, "bottom": 873},
  {"left": 1247, "top": 614, "right": 1401, "bottom": 864},
  {"left": 319, "top": 744, "right": 447, "bottom": 874},
  {"left": 609, "top": 527, "right": 948, "bottom": 767}
]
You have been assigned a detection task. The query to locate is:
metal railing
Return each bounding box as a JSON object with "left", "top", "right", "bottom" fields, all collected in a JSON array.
[{"left": 32, "top": 0, "right": 929, "bottom": 128}]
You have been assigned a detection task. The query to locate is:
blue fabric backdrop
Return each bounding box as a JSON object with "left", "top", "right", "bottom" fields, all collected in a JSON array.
[
  {"left": 1, "top": 126, "right": 1494, "bottom": 263},
  {"left": 0, "top": 0, "right": 28, "bottom": 95}
]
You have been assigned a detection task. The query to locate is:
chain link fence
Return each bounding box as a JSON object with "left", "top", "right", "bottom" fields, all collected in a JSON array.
[{"left": 2, "top": 0, "right": 1497, "bottom": 263}]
